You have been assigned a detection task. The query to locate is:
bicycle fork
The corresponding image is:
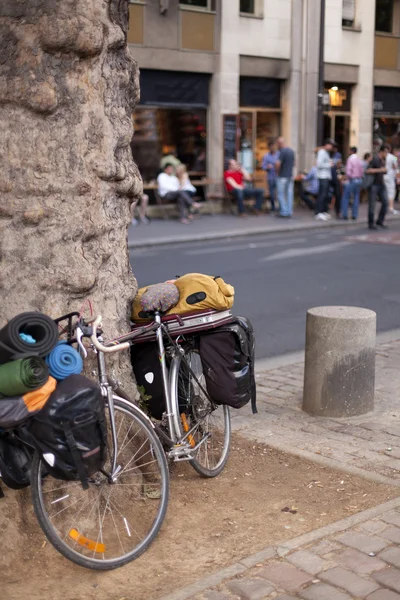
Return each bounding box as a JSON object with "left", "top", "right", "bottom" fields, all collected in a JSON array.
[{"left": 97, "top": 348, "right": 120, "bottom": 481}]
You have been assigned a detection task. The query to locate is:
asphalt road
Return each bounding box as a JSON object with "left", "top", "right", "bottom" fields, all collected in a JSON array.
[{"left": 129, "top": 222, "right": 400, "bottom": 359}]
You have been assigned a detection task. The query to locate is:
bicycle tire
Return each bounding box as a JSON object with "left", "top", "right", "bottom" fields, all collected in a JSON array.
[
  {"left": 174, "top": 349, "right": 231, "bottom": 478},
  {"left": 30, "top": 399, "right": 169, "bottom": 571}
]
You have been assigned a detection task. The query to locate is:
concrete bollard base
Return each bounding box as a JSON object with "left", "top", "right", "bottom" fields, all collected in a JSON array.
[{"left": 303, "top": 306, "right": 376, "bottom": 417}]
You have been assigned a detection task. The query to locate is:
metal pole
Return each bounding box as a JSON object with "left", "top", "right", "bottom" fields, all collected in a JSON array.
[{"left": 317, "top": 0, "right": 326, "bottom": 146}]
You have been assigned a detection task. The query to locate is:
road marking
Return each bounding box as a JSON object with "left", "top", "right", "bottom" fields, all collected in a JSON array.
[
  {"left": 259, "top": 241, "right": 352, "bottom": 262},
  {"left": 185, "top": 237, "right": 307, "bottom": 256}
]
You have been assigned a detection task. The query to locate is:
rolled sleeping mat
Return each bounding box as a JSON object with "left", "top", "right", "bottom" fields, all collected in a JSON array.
[
  {"left": 45, "top": 341, "right": 83, "bottom": 381},
  {"left": 0, "top": 357, "right": 49, "bottom": 397},
  {"left": 0, "top": 312, "right": 59, "bottom": 364}
]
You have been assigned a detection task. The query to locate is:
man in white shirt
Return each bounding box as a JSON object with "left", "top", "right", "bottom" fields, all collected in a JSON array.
[
  {"left": 157, "top": 164, "right": 200, "bottom": 224},
  {"left": 315, "top": 138, "right": 334, "bottom": 221}
]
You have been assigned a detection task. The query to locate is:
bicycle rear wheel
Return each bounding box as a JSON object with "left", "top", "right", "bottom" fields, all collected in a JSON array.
[
  {"left": 31, "top": 399, "right": 169, "bottom": 570},
  {"left": 175, "top": 349, "right": 231, "bottom": 477}
]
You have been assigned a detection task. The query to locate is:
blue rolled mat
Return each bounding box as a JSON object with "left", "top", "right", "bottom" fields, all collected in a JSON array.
[{"left": 45, "top": 342, "right": 83, "bottom": 381}]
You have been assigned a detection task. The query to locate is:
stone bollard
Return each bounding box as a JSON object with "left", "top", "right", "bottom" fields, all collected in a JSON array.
[{"left": 303, "top": 306, "right": 376, "bottom": 417}]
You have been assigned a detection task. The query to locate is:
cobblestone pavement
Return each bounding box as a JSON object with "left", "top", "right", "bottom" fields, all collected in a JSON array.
[
  {"left": 159, "top": 340, "right": 400, "bottom": 600},
  {"left": 232, "top": 339, "right": 400, "bottom": 485}
]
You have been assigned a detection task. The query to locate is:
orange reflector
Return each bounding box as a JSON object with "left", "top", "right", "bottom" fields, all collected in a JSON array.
[
  {"left": 181, "top": 413, "right": 195, "bottom": 448},
  {"left": 69, "top": 529, "right": 106, "bottom": 554}
]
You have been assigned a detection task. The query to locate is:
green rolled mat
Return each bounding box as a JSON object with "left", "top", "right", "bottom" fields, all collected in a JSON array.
[{"left": 0, "top": 357, "right": 49, "bottom": 397}]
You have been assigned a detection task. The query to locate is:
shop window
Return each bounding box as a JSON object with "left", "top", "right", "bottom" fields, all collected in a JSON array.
[
  {"left": 375, "top": 0, "right": 393, "bottom": 33},
  {"left": 131, "top": 108, "right": 207, "bottom": 183},
  {"left": 179, "top": 0, "right": 216, "bottom": 10},
  {"left": 342, "top": 0, "right": 355, "bottom": 27}
]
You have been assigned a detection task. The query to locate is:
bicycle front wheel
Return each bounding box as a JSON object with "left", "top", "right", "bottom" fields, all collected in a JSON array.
[
  {"left": 174, "top": 349, "right": 231, "bottom": 478},
  {"left": 30, "top": 399, "right": 169, "bottom": 571}
]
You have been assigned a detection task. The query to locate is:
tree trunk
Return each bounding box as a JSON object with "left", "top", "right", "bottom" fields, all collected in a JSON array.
[{"left": 0, "top": 0, "right": 141, "bottom": 386}]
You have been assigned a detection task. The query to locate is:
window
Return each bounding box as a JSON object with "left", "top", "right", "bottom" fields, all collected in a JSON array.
[
  {"left": 179, "top": 0, "right": 215, "bottom": 10},
  {"left": 239, "top": 0, "right": 263, "bottom": 18},
  {"left": 342, "top": 0, "right": 355, "bottom": 27},
  {"left": 375, "top": 0, "right": 393, "bottom": 33},
  {"left": 240, "top": 0, "right": 255, "bottom": 14}
]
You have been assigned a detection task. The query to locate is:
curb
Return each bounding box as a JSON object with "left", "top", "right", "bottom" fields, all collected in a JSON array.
[
  {"left": 128, "top": 213, "right": 400, "bottom": 249},
  {"left": 158, "top": 495, "right": 400, "bottom": 600}
]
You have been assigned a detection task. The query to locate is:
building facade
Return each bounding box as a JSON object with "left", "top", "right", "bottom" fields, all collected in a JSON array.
[{"left": 128, "top": 0, "right": 400, "bottom": 189}]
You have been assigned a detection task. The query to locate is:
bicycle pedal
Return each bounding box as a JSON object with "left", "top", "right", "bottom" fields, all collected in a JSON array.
[{"left": 167, "top": 445, "right": 194, "bottom": 462}]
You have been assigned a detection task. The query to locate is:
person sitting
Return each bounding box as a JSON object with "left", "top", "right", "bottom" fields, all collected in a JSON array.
[
  {"left": 157, "top": 163, "right": 200, "bottom": 224},
  {"left": 223, "top": 159, "right": 264, "bottom": 217},
  {"left": 130, "top": 194, "right": 150, "bottom": 226},
  {"left": 176, "top": 164, "right": 197, "bottom": 198},
  {"left": 300, "top": 164, "right": 319, "bottom": 211}
]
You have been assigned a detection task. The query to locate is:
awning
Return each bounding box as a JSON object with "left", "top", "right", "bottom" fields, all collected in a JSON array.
[
  {"left": 239, "top": 76, "right": 281, "bottom": 108},
  {"left": 139, "top": 69, "right": 210, "bottom": 108},
  {"left": 374, "top": 86, "right": 400, "bottom": 115}
]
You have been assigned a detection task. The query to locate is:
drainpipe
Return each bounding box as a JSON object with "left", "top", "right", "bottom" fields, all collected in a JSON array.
[{"left": 317, "top": 0, "right": 326, "bottom": 146}]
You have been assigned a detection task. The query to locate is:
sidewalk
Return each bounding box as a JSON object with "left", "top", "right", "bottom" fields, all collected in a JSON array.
[
  {"left": 128, "top": 205, "right": 400, "bottom": 249},
  {"left": 160, "top": 337, "right": 400, "bottom": 600}
]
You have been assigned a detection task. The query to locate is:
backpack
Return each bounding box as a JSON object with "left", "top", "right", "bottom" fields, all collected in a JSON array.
[
  {"left": 26, "top": 374, "right": 107, "bottom": 489},
  {"left": 132, "top": 273, "right": 234, "bottom": 322},
  {"left": 130, "top": 343, "right": 165, "bottom": 420},
  {"left": 199, "top": 316, "right": 257, "bottom": 413}
]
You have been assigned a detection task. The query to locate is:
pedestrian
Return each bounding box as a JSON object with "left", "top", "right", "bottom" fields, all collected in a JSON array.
[
  {"left": 261, "top": 140, "right": 279, "bottom": 212},
  {"left": 341, "top": 146, "right": 364, "bottom": 221},
  {"left": 275, "top": 136, "right": 295, "bottom": 218},
  {"left": 157, "top": 163, "right": 201, "bottom": 225},
  {"left": 331, "top": 142, "right": 342, "bottom": 218},
  {"left": 130, "top": 194, "right": 150, "bottom": 226},
  {"left": 315, "top": 138, "right": 334, "bottom": 221},
  {"left": 300, "top": 161, "right": 319, "bottom": 211},
  {"left": 365, "top": 145, "right": 389, "bottom": 230},
  {"left": 383, "top": 144, "right": 398, "bottom": 215},
  {"left": 224, "top": 159, "right": 264, "bottom": 217}
]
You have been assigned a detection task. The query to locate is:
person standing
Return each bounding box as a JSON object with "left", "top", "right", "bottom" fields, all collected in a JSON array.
[
  {"left": 224, "top": 159, "right": 264, "bottom": 217},
  {"left": 315, "top": 139, "right": 334, "bottom": 221},
  {"left": 331, "top": 142, "right": 343, "bottom": 218},
  {"left": 261, "top": 140, "right": 279, "bottom": 212},
  {"left": 341, "top": 147, "right": 364, "bottom": 221},
  {"left": 275, "top": 137, "right": 295, "bottom": 218},
  {"left": 365, "top": 146, "right": 388, "bottom": 230},
  {"left": 384, "top": 144, "right": 398, "bottom": 215}
]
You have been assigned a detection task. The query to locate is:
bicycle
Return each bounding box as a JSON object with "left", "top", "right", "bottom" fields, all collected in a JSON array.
[
  {"left": 107, "top": 310, "right": 232, "bottom": 478},
  {"left": 0, "top": 312, "right": 169, "bottom": 571}
]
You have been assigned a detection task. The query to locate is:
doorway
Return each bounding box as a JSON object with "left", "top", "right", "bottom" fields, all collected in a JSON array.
[{"left": 323, "top": 113, "right": 351, "bottom": 158}]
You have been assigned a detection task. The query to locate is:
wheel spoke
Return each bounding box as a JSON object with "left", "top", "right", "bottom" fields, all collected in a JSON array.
[{"left": 31, "top": 401, "right": 169, "bottom": 569}]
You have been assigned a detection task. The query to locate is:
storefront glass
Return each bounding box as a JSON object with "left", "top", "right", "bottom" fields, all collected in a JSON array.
[
  {"left": 373, "top": 117, "right": 400, "bottom": 151},
  {"left": 131, "top": 107, "right": 207, "bottom": 182},
  {"left": 238, "top": 110, "right": 280, "bottom": 189}
]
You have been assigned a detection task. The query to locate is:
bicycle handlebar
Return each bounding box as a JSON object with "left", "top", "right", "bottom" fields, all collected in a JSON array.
[{"left": 90, "top": 316, "right": 130, "bottom": 354}]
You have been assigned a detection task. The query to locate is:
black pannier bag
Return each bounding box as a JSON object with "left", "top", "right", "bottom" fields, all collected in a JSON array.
[
  {"left": 131, "top": 343, "right": 165, "bottom": 420},
  {"left": 26, "top": 374, "right": 107, "bottom": 489},
  {"left": 199, "top": 316, "right": 257, "bottom": 413}
]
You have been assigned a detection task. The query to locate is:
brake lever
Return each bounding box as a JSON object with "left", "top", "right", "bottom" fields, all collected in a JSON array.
[{"left": 76, "top": 327, "right": 88, "bottom": 359}]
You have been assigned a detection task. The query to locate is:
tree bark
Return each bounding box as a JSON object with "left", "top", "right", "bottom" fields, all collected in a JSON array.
[{"left": 0, "top": 0, "right": 141, "bottom": 385}]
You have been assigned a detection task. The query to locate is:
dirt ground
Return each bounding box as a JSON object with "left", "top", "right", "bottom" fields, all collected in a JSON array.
[{"left": 1, "top": 433, "right": 398, "bottom": 600}]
